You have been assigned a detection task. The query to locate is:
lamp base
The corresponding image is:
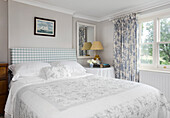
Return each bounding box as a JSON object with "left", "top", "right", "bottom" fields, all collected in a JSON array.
[{"left": 94, "top": 55, "right": 101, "bottom": 60}]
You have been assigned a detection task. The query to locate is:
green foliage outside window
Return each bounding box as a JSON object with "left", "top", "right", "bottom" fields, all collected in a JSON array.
[
  {"left": 141, "top": 21, "right": 153, "bottom": 64},
  {"left": 160, "top": 18, "right": 170, "bottom": 65},
  {"left": 140, "top": 18, "right": 170, "bottom": 65}
]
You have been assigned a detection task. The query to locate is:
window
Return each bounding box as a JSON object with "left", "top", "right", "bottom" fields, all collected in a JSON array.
[
  {"left": 140, "top": 20, "right": 154, "bottom": 65},
  {"left": 139, "top": 15, "right": 170, "bottom": 70},
  {"left": 159, "top": 18, "right": 170, "bottom": 66}
]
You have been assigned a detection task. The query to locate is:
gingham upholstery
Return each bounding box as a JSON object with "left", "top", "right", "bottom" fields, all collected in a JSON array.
[{"left": 10, "top": 48, "right": 77, "bottom": 64}]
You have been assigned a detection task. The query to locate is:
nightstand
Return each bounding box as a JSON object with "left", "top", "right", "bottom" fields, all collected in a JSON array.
[
  {"left": 0, "top": 63, "right": 8, "bottom": 115},
  {"left": 85, "top": 67, "right": 115, "bottom": 78}
]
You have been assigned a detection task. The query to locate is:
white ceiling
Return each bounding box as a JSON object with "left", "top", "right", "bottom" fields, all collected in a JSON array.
[{"left": 14, "top": 0, "right": 170, "bottom": 21}]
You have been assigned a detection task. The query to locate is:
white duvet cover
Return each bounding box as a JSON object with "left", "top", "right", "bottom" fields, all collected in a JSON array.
[{"left": 5, "top": 74, "right": 170, "bottom": 118}]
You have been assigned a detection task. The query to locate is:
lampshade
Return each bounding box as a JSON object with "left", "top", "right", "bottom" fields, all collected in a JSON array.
[
  {"left": 82, "top": 42, "right": 92, "bottom": 50},
  {"left": 90, "top": 41, "right": 104, "bottom": 50}
]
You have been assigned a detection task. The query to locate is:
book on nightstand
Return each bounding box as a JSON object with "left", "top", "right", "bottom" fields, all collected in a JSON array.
[
  {"left": 102, "top": 64, "right": 110, "bottom": 68},
  {"left": 93, "top": 63, "right": 111, "bottom": 68}
]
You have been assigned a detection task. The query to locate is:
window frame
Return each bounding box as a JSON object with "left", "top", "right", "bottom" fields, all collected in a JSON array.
[
  {"left": 157, "top": 16, "right": 170, "bottom": 69},
  {"left": 138, "top": 13, "right": 170, "bottom": 71}
]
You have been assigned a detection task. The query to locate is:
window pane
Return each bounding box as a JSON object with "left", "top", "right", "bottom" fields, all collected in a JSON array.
[
  {"left": 141, "top": 21, "right": 154, "bottom": 43},
  {"left": 159, "top": 43, "right": 170, "bottom": 65},
  {"left": 140, "top": 44, "right": 153, "bottom": 64},
  {"left": 160, "top": 18, "right": 170, "bottom": 42}
]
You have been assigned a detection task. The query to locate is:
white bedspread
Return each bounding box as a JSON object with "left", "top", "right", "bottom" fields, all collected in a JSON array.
[{"left": 5, "top": 75, "right": 170, "bottom": 118}]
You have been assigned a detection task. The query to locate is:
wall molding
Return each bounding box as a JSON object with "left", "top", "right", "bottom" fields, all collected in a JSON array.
[
  {"left": 106, "top": 0, "right": 170, "bottom": 21},
  {"left": 73, "top": 14, "right": 101, "bottom": 22},
  {"left": 12, "top": 0, "right": 170, "bottom": 22},
  {"left": 74, "top": 0, "right": 170, "bottom": 22},
  {"left": 12, "top": 0, "right": 75, "bottom": 15}
]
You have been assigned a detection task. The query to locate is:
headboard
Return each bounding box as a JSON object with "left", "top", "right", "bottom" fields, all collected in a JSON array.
[{"left": 10, "top": 48, "right": 77, "bottom": 64}]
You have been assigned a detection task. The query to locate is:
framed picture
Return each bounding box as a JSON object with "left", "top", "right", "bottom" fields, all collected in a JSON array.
[{"left": 34, "top": 17, "right": 56, "bottom": 37}]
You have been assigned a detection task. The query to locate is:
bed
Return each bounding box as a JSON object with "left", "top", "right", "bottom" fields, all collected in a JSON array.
[{"left": 5, "top": 48, "right": 170, "bottom": 118}]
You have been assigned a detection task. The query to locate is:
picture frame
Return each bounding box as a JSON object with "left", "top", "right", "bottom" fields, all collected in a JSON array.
[{"left": 34, "top": 17, "right": 56, "bottom": 37}]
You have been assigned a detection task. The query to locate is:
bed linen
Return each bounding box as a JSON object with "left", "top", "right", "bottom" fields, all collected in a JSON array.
[{"left": 5, "top": 74, "right": 170, "bottom": 118}]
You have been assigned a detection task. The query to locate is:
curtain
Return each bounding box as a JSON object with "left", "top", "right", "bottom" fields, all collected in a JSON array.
[
  {"left": 79, "top": 27, "right": 87, "bottom": 56},
  {"left": 113, "top": 13, "right": 138, "bottom": 82}
]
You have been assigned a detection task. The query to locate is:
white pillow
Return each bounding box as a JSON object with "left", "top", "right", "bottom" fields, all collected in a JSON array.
[
  {"left": 40, "top": 65, "right": 71, "bottom": 80},
  {"left": 51, "top": 61, "right": 86, "bottom": 74},
  {"left": 9, "top": 62, "right": 51, "bottom": 81}
]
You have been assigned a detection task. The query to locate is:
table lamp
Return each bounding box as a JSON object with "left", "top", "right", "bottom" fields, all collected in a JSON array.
[
  {"left": 82, "top": 42, "right": 92, "bottom": 56},
  {"left": 90, "top": 41, "right": 104, "bottom": 60}
]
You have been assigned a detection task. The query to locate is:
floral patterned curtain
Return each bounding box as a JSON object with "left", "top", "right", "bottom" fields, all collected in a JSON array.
[
  {"left": 79, "top": 27, "right": 87, "bottom": 56},
  {"left": 113, "top": 13, "right": 138, "bottom": 82}
]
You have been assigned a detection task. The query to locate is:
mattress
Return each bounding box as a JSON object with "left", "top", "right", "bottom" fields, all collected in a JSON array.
[{"left": 5, "top": 74, "right": 170, "bottom": 118}]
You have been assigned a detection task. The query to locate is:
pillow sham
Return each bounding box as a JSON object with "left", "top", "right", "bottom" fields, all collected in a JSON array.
[
  {"left": 50, "top": 61, "right": 86, "bottom": 74},
  {"left": 40, "top": 65, "right": 71, "bottom": 80},
  {"left": 9, "top": 62, "right": 51, "bottom": 81}
]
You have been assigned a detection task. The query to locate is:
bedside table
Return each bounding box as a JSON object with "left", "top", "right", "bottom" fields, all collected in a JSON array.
[
  {"left": 0, "top": 63, "right": 8, "bottom": 115},
  {"left": 85, "top": 67, "right": 115, "bottom": 78}
]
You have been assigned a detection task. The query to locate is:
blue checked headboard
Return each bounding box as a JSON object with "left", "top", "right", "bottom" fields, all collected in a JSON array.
[{"left": 10, "top": 48, "right": 77, "bottom": 64}]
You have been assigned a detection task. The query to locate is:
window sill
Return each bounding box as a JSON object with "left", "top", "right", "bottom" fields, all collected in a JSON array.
[{"left": 139, "top": 68, "right": 170, "bottom": 74}]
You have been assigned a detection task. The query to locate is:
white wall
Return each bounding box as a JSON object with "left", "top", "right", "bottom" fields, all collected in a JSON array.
[
  {"left": 97, "top": 21, "right": 114, "bottom": 65},
  {"left": 0, "top": 0, "right": 8, "bottom": 63},
  {"left": 6, "top": 0, "right": 114, "bottom": 66},
  {"left": 7, "top": 0, "right": 101, "bottom": 66},
  {"left": 8, "top": 0, "right": 73, "bottom": 49}
]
